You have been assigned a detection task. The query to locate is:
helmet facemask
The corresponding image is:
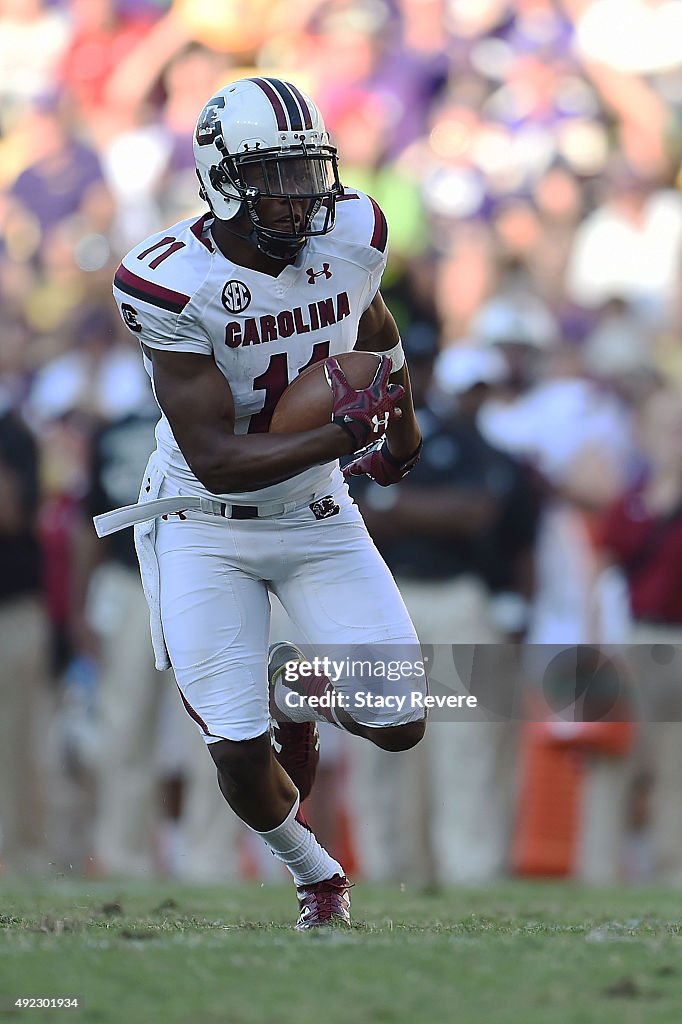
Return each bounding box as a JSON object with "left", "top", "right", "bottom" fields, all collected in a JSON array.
[{"left": 213, "top": 143, "right": 342, "bottom": 260}]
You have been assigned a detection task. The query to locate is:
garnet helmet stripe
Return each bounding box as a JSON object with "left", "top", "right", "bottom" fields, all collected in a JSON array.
[
  {"left": 249, "top": 77, "right": 288, "bottom": 131},
  {"left": 263, "top": 78, "right": 304, "bottom": 131},
  {"left": 286, "top": 81, "right": 314, "bottom": 130}
]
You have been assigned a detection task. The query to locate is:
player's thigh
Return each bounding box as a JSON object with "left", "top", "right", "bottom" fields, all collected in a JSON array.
[
  {"left": 155, "top": 517, "right": 271, "bottom": 742},
  {"left": 276, "top": 505, "right": 416, "bottom": 644},
  {"left": 275, "top": 506, "right": 426, "bottom": 727}
]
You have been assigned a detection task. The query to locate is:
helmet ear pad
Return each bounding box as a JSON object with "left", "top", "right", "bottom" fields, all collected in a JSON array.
[
  {"left": 195, "top": 166, "right": 243, "bottom": 221},
  {"left": 209, "top": 165, "right": 228, "bottom": 192}
]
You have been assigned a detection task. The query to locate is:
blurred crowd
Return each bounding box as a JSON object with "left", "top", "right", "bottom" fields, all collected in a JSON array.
[{"left": 1, "top": 0, "right": 682, "bottom": 887}]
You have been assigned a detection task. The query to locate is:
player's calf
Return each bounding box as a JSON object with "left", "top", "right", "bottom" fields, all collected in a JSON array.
[
  {"left": 209, "top": 732, "right": 298, "bottom": 831},
  {"left": 208, "top": 724, "right": 348, "bottom": 926},
  {"left": 364, "top": 719, "right": 426, "bottom": 752}
]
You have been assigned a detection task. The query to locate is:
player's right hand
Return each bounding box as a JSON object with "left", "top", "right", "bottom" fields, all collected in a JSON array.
[
  {"left": 325, "top": 355, "right": 405, "bottom": 452},
  {"left": 343, "top": 436, "right": 423, "bottom": 486}
]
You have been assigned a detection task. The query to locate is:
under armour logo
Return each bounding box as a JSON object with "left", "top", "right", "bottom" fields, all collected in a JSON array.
[
  {"left": 372, "top": 412, "right": 389, "bottom": 433},
  {"left": 307, "top": 263, "right": 332, "bottom": 284}
]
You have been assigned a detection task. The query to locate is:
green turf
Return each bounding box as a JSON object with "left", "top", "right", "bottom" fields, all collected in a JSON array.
[{"left": 1, "top": 880, "right": 682, "bottom": 1024}]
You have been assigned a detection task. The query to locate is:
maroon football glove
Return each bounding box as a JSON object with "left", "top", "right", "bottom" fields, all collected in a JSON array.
[
  {"left": 343, "top": 437, "right": 423, "bottom": 486},
  {"left": 325, "top": 355, "right": 405, "bottom": 451}
]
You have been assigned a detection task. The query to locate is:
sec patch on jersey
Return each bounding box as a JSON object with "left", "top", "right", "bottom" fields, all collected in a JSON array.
[{"left": 270, "top": 351, "right": 381, "bottom": 434}]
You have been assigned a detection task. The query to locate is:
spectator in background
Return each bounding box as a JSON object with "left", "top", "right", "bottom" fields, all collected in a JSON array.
[
  {"left": 567, "top": 161, "right": 682, "bottom": 325},
  {"left": 476, "top": 292, "right": 642, "bottom": 884},
  {"left": 331, "top": 89, "right": 428, "bottom": 261},
  {"left": 0, "top": 0, "right": 71, "bottom": 120},
  {"left": 570, "top": 0, "right": 676, "bottom": 171},
  {"left": 345, "top": 329, "right": 441, "bottom": 882},
  {"left": 349, "top": 340, "right": 540, "bottom": 884},
  {"left": 71, "top": 359, "right": 163, "bottom": 877},
  {"left": 473, "top": 289, "right": 560, "bottom": 398},
  {"left": 0, "top": 391, "right": 49, "bottom": 874},
  {"left": 366, "top": 0, "right": 450, "bottom": 158},
  {"left": 69, "top": 348, "right": 242, "bottom": 880},
  {"left": 601, "top": 386, "right": 682, "bottom": 884},
  {"left": 12, "top": 225, "right": 91, "bottom": 338},
  {"left": 528, "top": 164, "right": 587, "bottom": 309},
  {"left": 477, "top": 294, "right": 635, "bottom": 643},
  {"left": 4, "top": 97, "right": 113, "bottom": 272},
  {"left": 57, "top": 0, "right": 159, "bottom": 124},
  {"left": 296, "top": 0, "right": 392, "bottom": 121},
  {"left": 157, "top": 44, "right": 231, "bottom": 223},
  {"left": 98, "top": 45, "right": 229, "bottom": 249}
]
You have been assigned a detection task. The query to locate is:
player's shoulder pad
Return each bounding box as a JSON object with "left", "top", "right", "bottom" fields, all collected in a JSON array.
[
  {"left": 113, "top": 213, "right": 214, "bottom": 317},
  {"left": 330, "top": 188, "right": 389, "bottom": 256}
]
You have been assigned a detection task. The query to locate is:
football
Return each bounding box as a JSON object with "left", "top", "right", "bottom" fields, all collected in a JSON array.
[{"left": 270, "top": 351, "right": 381, "bottom": 433}]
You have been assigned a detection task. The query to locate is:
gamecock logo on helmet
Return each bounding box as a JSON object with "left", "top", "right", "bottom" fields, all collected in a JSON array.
[{"left": 196, "top": 96, "right": 225, "bottom": 147}]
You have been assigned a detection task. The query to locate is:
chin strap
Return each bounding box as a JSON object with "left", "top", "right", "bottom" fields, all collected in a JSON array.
[
  {"left": 256, "top": 235, "right": 306, "bottom": 260},
  {"left": 213, "top": 209, "right": 306, "bottom": 261}
]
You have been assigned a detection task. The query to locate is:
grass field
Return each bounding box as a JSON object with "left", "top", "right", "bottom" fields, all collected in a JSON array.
[{"left": 2, "top": 880, "right": 682, "bottom": 1024}]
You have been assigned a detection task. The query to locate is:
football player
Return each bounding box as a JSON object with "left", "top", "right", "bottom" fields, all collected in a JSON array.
[{"left": 103, "top": 77, "right": 425, "bottom": 927}]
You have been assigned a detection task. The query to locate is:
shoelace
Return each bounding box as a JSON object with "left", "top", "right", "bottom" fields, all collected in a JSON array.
[{"left": 300, "top": 876, "right": 352, "bottom": 920}]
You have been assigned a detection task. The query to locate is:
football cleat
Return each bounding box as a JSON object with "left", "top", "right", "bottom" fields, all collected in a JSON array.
[
  {"left": 268, "top": 642, "right": 320, "bottom": 802},
  {"left": 295, "top": 874, "right": 352, "bottom": 929}
]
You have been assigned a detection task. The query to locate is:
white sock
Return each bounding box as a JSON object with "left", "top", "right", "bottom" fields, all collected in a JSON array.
[
  {"left": 254, "top": 797, "right": 344, "bottom": 886},
  {"left": 274, "top": 678, "right": 345, "bottom": 729}
]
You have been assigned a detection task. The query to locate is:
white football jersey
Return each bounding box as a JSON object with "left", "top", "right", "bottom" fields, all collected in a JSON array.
[{"left": 112, "top": 189, "right": 388, "bottom": 504}]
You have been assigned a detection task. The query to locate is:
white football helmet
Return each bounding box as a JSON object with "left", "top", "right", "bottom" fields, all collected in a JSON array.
[{"left": 193, "top": 77, "right": 342, "bottom": 259}]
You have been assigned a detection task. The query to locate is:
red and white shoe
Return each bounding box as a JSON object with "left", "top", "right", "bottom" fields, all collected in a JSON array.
[
  {"left": 295, "top": 874, "right": 352, "bottom": 929},
  {"left": 268, "top": 642, "right": 320, "bottom": 802}
]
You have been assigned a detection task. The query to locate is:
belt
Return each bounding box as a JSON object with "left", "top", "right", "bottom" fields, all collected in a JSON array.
[{"left": 94, "top": 493, "right": 317, "bottom": 538}]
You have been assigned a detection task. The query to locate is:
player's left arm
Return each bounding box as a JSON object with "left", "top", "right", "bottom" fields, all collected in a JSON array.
[{"left": 353, "top": 290, "right": 422, "bottom": 474}]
